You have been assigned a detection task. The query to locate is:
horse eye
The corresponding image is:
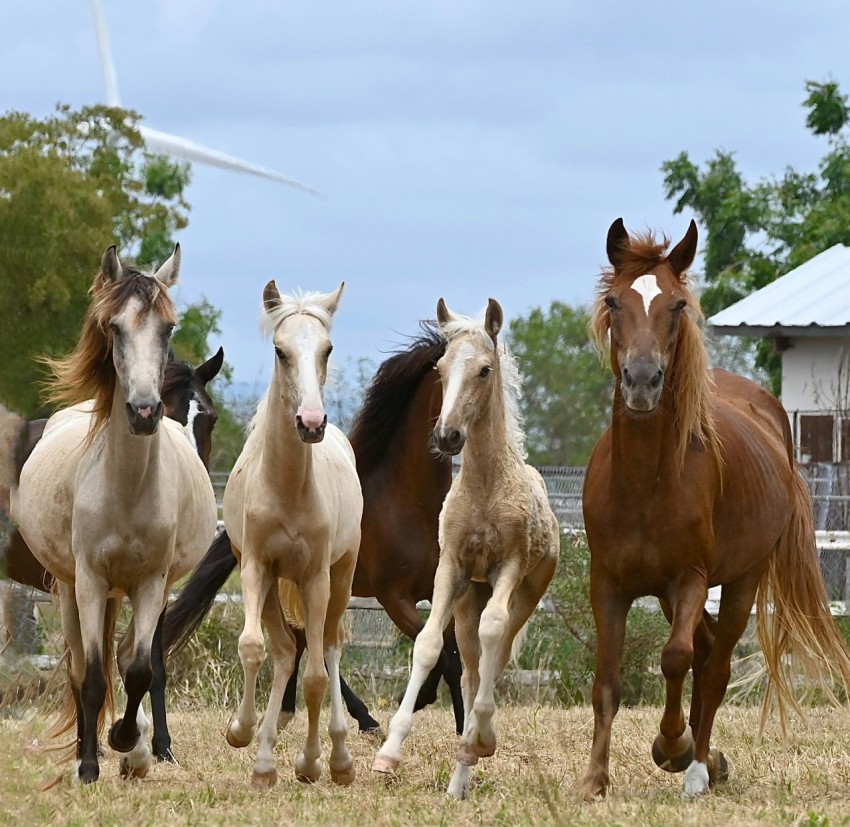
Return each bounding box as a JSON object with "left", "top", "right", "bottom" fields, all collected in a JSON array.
[
  {"left": 109, "top": 322, "right": 121, "bottom": 335},
  {"left": 479, "top": 366, "right": 492, "bottom": 378},
  {"left": 673, "top": 298, "right": 687, "bottom": 313},
  {"left": 275, "top": 347, "right": 286, "bottom": 361},
  {"left": 604, "top": 296, "right": 619, "bottom": 311}
]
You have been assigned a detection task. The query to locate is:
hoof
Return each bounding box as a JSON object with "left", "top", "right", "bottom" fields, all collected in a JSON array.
[
  {"left": 119, "top": 757, "right": 149, "bottom": 780},
  {"left": 154, "top": 748, "right": 178, "bottom": 764},
  {"left": 708, "top": 748, "right": 729, "bottom": 786},
  {"left": 252, "top": 768, "right": 278, "bottom": 788},
  {"left": 330, "top": 763, "right": 356, "bottom": 786},
  {"left": 295, "top": 755, "right": 321, "bottom": 784},
  {"left": 372, "top": 754, "right": 399, "bottom": 775},
  {"left": 226, "top": 724, "right": 252, "bottom": 749},
  {"left": 78, "top": 759, "right": 100, "bottom": 784},
  {"left": 577, "top": 770, "right": 609, "bottom": 800},
  {"left": 652, "top": 725, "right": 695, "bottom": 773},
  {"left": 108, "top": 720, "right": 139, "bottom": 754}
]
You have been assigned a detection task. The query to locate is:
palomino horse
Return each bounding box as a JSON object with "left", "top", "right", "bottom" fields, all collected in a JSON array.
[
  {"left": 579, "top": 219, "right": 850, "bottom": 798},
  {"left": 4, "top": 348, "right": 223, "bottom": 764},
  {"left": 11, "top": 245, "right": 218, "bottom": 783},
  {"left": 161, "top": 325, "right": 464, "bottom": 733},
  {"left": 373, "top": 298, "right": 560, "bottom": 799},
  {"left": 222, "top": 281, "right": 362, "bottom": 787}
]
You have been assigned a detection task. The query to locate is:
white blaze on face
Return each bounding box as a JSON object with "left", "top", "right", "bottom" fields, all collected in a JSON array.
[
  {"left": 631, "top": 275, "right": 662, "bottom": 316},
  {"left": 439, "top": 340, "right": 477, "bottom": 425},
  {"left": 183, "top": 397, "right": 199, "bottom": 451}
]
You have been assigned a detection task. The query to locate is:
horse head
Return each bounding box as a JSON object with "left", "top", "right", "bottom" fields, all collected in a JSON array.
[
  {"left": 596, "top": 218, "right": 699, "bottom": 415},
  {"left": 261, "top": 280, "right": 344, "bottom": 443},
  {"left": 99, "top": 244, "right": 180, "bottom": 435},
  {"left": 161, "top": 346, "right": 224, "bottom": 469},
  {"left": 433, "top": 297, "right": 503, "bottom": 456}
]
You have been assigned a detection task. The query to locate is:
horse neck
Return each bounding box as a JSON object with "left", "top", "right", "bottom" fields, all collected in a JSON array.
[
  {"left": 104, "top": 382, "right": 161, "bottom": 486},
  {"left": 609, "top": 363, "right": 680, "bottom": 486},
  {"left": 259, "top": 381, "right": 314, "bottom": 489}
]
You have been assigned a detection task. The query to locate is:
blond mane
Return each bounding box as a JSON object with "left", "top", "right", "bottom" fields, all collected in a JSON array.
[
  {"left": 259, "top": 289, "right": 336, "bottom": 339},
  {"left": 590, "top": 231, "right": 722, "bottom": 471}
]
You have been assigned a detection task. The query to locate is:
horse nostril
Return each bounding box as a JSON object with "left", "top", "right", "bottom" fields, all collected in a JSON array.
[
  {"left": 449, "top": 430, "right": 462, "bottom": 448},
  {"left": 651, "top": 369, "right": 663, "bottom": 389}
]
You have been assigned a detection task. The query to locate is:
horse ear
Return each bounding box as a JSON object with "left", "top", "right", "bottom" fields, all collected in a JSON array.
[
  {"left": 196, "top": 346, "right": 224, "bottom": 385},
  {"left": 153, "top": 243, "right": 181, "bottom": 287},
  {"left": 101, "top": 245, "right": 123, "bottom": 283},
  {"left": 436, "top": 297, "right": 452, "bottom": 329},
  {"left": 484, "top": 298, "right": 503, "bottom": 340},
  {"left": 263, "top": 280, "right": 282, "bottom": 313},
  {"left": 667, "top": 220, "right": 698, "bottom": 278},
  {"left": 606, "top": 218, "right": 629, "bottom": 267},
  {"left": 319, "top": 282, "right": 345, "bottom": 316}
]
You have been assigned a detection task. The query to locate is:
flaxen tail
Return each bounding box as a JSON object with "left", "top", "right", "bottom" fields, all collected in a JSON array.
[
  {"left": 47, "top": 597, "right": 120, "bottom": 761},
  {"left": 756, "top": 465, "right": 850, "bottom": 732}
]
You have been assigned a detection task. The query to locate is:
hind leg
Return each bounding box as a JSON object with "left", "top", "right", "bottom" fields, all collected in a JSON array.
[{"left": 684, "top": 570, "right": 762, "bottom": 796}]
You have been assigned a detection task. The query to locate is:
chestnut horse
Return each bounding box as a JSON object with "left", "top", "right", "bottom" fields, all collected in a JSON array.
[
  {"left": 11, "top": 245, "right": 218, "bottom": 783},
  {"left": 161, "top": 325, "right": 464, "bottom": 733},
  {"left": 579, "top": 219, "right": 850, "bottom": 798},
  {"left": 4, "top": 347, "right": 223, "bottom": 765},
  {"left": 373, "top": 298, "right": 559, "bottom": 799}
]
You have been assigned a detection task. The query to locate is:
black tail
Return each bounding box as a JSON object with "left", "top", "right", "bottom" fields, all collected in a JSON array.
[{"left": 162, "top": 529, "right": 237, "bottom": 658}]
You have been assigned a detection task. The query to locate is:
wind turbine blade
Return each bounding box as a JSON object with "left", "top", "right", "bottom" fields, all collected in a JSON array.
[
  {"left": 139, "top": 125, "right": 323, "bottom": 195},
  {"left": 91, "top": 0, "right": 121, "bottom": 107}
]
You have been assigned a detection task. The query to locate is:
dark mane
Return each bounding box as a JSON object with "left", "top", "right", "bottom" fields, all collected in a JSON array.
[
  {"left": 161, "top": 357, "right": 194, "bottom": 399},
  {"left": 349, "top": 322, "right": 446, "bottom": 475},
  {"left": 597, "top": 230, "right": 671, "bottom": 294}
]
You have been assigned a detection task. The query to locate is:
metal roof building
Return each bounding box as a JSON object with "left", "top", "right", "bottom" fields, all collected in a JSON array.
[
  {"left": 708, "top": 244, "right": 850, "bottom": 337},
  {"left": 708, "top": 244, "right": 850, "bottom": 464}
]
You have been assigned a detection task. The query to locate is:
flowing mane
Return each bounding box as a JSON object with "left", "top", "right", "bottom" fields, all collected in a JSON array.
[
  {"left": 590, "top": 230, "right": 721, "bottom": 470},
  {"left": 41, "top": 263, "right": 178, "bottom": 437},
  {"left": 439, "top": 312, "right": 527, "bottom": 462},
  {"left": 348, "top": 323, "right": 446, "bottom": 475}
]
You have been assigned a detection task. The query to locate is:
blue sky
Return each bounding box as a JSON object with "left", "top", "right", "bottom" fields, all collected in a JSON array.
[{"left": 3, "top": 1, "right": 849, "bottom": 394}]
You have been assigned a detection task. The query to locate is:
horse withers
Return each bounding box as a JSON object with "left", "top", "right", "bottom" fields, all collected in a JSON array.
[
  {"left": 373, "top": 297, "right": 560, "bottom": 799},
  {"left": 11, "top": 245, "right": 218, "bottom": 783},
  {"left": 579, "top": 219, "right": 850, "bottom": 798}
]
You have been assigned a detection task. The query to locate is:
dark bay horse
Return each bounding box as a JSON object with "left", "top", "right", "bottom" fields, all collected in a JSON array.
[
  {"left": 162, "top": 324, "right": 465, "bottom": 733},
  {"left": 579, "top": 218, "right": 850, "bottom": 798},
  {"left": 4, "top": 346, "right": 223, "bottom": 763}
]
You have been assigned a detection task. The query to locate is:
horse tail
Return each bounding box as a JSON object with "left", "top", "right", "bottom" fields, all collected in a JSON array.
[
  {"left": 161, "top": 529, "right": 237, "bottom": 657},
  {"left": 46, "top": 596, "right": 119, "bottom": 760},
  {"left": 756, "top": 464, "right": 850, "bottom": 732},
  {"left": 277, "top": 580, "right": 306, "bottom": 629}
]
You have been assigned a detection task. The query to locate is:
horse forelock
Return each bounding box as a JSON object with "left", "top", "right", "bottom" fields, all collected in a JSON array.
[
  {"left": 349, "top": 323, "right": 446, "bottom": 474},
  {"left": 259, "top": 290, "right": 335, "bottom": 339},
  {"left": 591, "top": 228, "right": 721, "bottom": 470},
  {"left": 42, "top": 264, "right": 177, "bottom": 438}
]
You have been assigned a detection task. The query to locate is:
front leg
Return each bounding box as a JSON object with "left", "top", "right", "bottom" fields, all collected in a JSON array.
[{"left": 373, "top": 554, "right": 468, "bottom": 775}]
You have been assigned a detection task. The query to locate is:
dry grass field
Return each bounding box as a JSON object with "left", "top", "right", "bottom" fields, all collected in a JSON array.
[{"left": 2, "top": 703, "right": 850, "bottom": 826}]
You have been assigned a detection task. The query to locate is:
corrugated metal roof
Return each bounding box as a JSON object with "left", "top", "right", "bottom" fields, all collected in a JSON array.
[{"left": 708, "top": 243, "right": 850, "bottom": 334}]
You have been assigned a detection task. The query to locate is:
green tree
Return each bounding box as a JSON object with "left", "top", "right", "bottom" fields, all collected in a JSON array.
[
  {"left": 508, "top": 301, "right": 613, "bottom": 466},
  {"left": 661, "top": 79, "right": 850, "bottom": 394},
  {"left": 0, "top": 104, "right": 191, "bottom": 415}
]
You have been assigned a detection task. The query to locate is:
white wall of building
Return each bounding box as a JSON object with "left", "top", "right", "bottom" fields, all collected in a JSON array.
[{"left": 781, "top": 337, "right": 850, "bottom": 413}]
